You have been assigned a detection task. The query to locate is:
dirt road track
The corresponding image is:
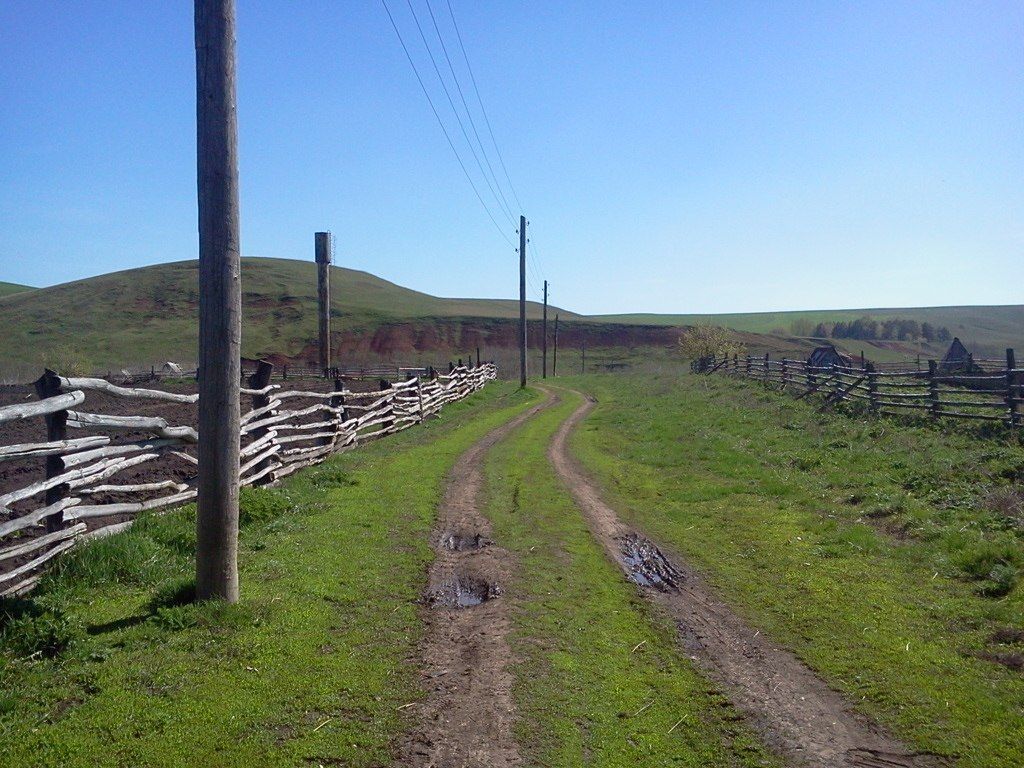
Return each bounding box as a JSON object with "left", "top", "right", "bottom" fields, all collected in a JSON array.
[
  {"left": 398, "top": 389, "right": 558, "bottom": 768},
  {"left": 547, "top": 387, "right": 949, "bottom": 768}
]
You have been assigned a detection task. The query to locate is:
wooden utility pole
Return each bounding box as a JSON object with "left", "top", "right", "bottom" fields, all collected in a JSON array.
[
  {"left": 519, "top": 215, "right": 527, "bottom": 387},
  {"left": 194, "top": 0, "right": 241, "bottom": 603},
  {"left": 552, "top": 314, "right": 559, "bottom": 377},
  {"left": 315, "top": 232, "right": 332, "bottom": 374},
  {"left": 542, "top": 280, "right": 548, "bottom": 378}
]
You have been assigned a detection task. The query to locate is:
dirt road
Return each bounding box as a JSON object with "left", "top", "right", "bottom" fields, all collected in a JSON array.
[
  {"left": 546, "top": 387, "right": 947, "bottom": 768},
  {"left": 399, "top": 389, "right": 558, "bottom": 767}
]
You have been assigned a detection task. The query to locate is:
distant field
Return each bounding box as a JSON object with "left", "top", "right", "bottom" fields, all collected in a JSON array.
[
  {"left": 599, "top": 305, "right": 1024, "bottom": 359},
  {"left": 0, "top": 281, "right": 32, "bottom": 298},
  {"left": 0, "top": 257, "right": 1019, "bottom": 376}
]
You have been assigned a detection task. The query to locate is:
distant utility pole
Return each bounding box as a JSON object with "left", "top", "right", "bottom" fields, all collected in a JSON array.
[
  {"left": 552, "top": 314, "right": 559, "bottom": 377},
  {"left": 194, "top": 0, "right": 241, "bottom": 603},
  {"left": 315, "top": 232, "right": 332, "bottom": 374},
  {"left": 542, "top": 280, "right": 548, "bottom": 379},
  {"left": 519, "top": 215, "right": 527, "bottom": 388}
]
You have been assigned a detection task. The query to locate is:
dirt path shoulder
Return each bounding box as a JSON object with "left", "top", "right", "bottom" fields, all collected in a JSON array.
[
  {"left": 547, "top": 387, "right": 947, "bottom": 768},
  {"left": 399, "top": 388, "right": 558, "bottom": 768}
]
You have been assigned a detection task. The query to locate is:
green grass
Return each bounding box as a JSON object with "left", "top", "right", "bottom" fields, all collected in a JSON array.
[
  {"left": 0, "top": 281, "right": 32, "bottom": 298},
  {"left": 483, "top": 388, "right": 780, "bottom": 767},
  {"left": 566, "top": 372, "right": 1024, "bottom": 767},
  {"left": 0, "top": 381, "right": 535, "bottom": 767},
  {"left": 597, "top": 305, "right": 1024, "bottom": 358}
]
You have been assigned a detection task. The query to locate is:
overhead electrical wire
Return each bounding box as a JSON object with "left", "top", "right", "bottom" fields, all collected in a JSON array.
[
  {"left": 444, "top": 0, "right": 525, "bottom": 215},
  {"left": 423, "top": 0, "right": 517, "bottom": 225},
  {"left": 403, "top": 0, "right": 516, "bottom": 229},
  {"left": 381, "top": 0, "right": 514, "bottom": 246}
]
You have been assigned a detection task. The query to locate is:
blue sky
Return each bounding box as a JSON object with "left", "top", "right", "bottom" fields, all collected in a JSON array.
[{"left": 1, "top": 1, "right": 1020, "bottom": 314}]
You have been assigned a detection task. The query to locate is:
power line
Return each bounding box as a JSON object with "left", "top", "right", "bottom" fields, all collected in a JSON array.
[
  {"left": 404, "top": 0, "right": 517, "bottom": 228},
  {"left": 423, "top": 0, "right": 517, "bottom": 225},
  {"left": 381, "top": 0, "right": 515, "bottom": 246},
  {"left": 445, "top": 0, "right": 525, "bottom": 214}
]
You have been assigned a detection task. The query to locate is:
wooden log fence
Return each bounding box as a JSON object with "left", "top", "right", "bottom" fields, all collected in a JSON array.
[
  {"left": 703, "top": 352, "right": 1024, "bottom": 430},
  {"left": 0, "top": 361, "right": 497, "bottom": 596}
]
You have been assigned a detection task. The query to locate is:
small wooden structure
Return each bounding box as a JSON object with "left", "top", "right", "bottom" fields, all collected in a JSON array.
[
  {"left": 807, "top": 345, "right": 853, "bottom": 370},
  {"left": 939, "top": 337, "right": 983, "bottom": 375}
]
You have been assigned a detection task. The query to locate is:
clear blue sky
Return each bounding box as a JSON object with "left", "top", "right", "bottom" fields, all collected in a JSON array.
[{"left": 1, "top": 1, "right": 1020, "bottom": 314}]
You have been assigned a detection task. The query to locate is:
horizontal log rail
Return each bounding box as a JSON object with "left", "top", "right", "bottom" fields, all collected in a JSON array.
[
  {"left": 707, "top": 352, "right": 1022, "bottom": 431},
  {"left": 0, "top": 361, "right": 498, "bottom": 596}
]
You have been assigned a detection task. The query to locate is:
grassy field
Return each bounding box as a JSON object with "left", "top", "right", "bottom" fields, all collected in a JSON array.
[
  {"left": 0, "top": 281, "right": 32, "bottom": 298},
  {"left": 483, "top": 389, "right": 778, "bottom": 766},
  {"left": 0, "top": 382, "right": 534, "bottom": 767},
  {"left": 567, "top": 372, "right": 1024, "bottom": 767},
  {"left": 597, "top": 305, "right": 1024, "bottom": 356},
  {"left": 1, "top": 256, "right": 1019, "bottom": 376}
]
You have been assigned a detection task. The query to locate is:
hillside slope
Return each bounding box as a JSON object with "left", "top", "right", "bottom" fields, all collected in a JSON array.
[
  {"left": 0, "top": 258, "right": 654, "bottom": 374},
  {"left": 599, "top": 305, "right": 1024, "bottom": 359},
  {"left": 0, "top": 281, "right": 33, "bottom": 298}
]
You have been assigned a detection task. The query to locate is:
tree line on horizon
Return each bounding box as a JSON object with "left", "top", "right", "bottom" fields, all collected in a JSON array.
[{"left": 787, "top": 316, "right": 953, "bottom": 344}]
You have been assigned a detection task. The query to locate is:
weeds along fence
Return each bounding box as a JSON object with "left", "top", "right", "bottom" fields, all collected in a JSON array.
[
  {"left": 0, "top": 362, "right": 497, "bottom": 596},
  {"left": 700, "top": 353, "right": 1023, "bottom": 429}
]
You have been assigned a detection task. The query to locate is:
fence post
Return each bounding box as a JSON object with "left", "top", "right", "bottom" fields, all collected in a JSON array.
[
  {"left": 379, "top": 379, "right": 395, "bottom": 433},
  {"left": 763, "top": 352, "right": 770, "bottom": 384},
  {"left": 33, "top": 369, "right": 69, "bottom": 532},
  {"left": 745, "top": 355, "right": 752, "bottom": 377},
  {"left": 246, "top": 360, "right": 276, "bottom": 487},
  {"left": 928, "top": 360, "right": 940, "bottom": 420},
  {"left": 416, "top": 375, "right": 425, "bottom": 423},
  {"left": 1007, "top": 348, "right": 1018, "bottom": 429},
  {"left": 866, "top": 362, "right": 879, "bottom": 413},
  {"left": 330, "top": 378, "right": 345, "bottom": 448},
  {"left": 781, "top": 359, "right": 789, "bottom": 389}
]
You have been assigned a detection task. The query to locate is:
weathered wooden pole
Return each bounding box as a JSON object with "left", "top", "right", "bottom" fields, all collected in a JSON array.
[
  {"left": 194, "top": 0, "right": 242, "bottom": 602},
  {"left": 1006, "top": 348, "right": 1018, "bottom": 428},
  {"left": 519, "top": 215, "right": 527, "bottom": 387},
  {"left": 315, "top": 232, "right": 332, "bottom": 375},
  {"left": 542, "top": 280, "right": 548, "bottom": 379},
  {"left": 552, "top": 314, "right": 559, "bottom": 377}
]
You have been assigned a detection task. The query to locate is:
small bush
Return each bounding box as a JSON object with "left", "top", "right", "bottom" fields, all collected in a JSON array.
[
  {"left": 148, "top": 577, "right": 196, "bottom": 613},
  {"left": 0, "top": 606, "right": 82, "bottom": 658},
  {"left": 239, "top": 487, "right": 292, "bottom": 526},
  {"left": 954, "top": 541, "right": 1022, "bottom": 598},
  {"left": 308, "top": 467, "right": 359, "bottom": 489}
]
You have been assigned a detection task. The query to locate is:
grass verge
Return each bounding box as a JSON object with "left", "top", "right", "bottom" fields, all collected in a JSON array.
[
  {"left": 0, "top": 381, "right": 536, "bottom": 767},
  {"left": 483, "top": 387, "right": 780, "bottom": 767},
  {"left": 565, "top": 372, "right": 1024, "bottom": 768}
]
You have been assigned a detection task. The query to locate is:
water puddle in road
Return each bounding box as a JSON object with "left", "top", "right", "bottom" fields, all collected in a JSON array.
[
  {"left": 429, "top": 575, "right": 500, "bottom": 609},
  {"left": 620, "top": 533, "right": 681, "bottom": 592}
]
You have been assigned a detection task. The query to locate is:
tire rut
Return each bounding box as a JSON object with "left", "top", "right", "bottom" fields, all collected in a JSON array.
[
  {"left": 398, "top": 389, "right": 558, "bottom": 768},
  {"left": 547, "top": 388, "right": 951, "bottom": 768}
]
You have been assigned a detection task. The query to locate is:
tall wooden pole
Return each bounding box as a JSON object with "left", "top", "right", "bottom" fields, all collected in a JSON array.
[
  {"left": 542, "top": 280, "right": 548, "bottom": 378},
  {"left": 194, "top": 0, "right": 241, "bottom": 603},
  {"left": 581, "top": 334, "right": 586, "bottom": 375},
  {"left": 552, "top": 314, "right": 559, "bottom": 377},
  {"left": 315, "top": 232, "right": 332, "bottom": 374},
  {"left": 519, "top": 215, "right": 527, "bottom": 388}
]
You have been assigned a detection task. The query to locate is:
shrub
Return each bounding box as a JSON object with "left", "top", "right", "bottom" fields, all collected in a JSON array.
[
  {"left": 954, "top": 541, "right": 1022, "bottom": 597},
  {"left": 239, "top": 487, "right": 292, "bottom": 526},
  {"left": 0, "top": 605, "right": 82, "bottom": 658}
]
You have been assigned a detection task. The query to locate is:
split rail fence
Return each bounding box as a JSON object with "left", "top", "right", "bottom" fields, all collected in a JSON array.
[
  {"left": 701, "top": 353, "right": 1023, "bottom": 429},
  {"left": 0, "top": 362, "right": 497, "bottom": 596}
]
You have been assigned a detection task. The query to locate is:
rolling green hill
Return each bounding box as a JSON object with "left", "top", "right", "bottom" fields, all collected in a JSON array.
[
  {"left": 0, "top": 281, "right": 33, "bottom": 298},
  {"left": 0, "top": 257, "right": 1019, "bottom": 377},
  {"left": 599, "top": 305, "right": 1024, "bottom": 361}
]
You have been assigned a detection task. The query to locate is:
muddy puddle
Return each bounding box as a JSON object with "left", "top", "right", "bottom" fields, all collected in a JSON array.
[
  {"left": 429, "top": 575, "right": 501, "bottom": 609},
  {"left": 440, "top": 532, "right": 488, "bottom": 552},
  {"left": 619, "top": 533, "right": 681, "bottom": 591}
]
